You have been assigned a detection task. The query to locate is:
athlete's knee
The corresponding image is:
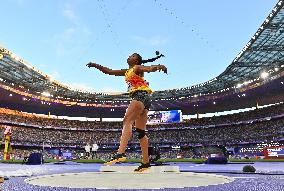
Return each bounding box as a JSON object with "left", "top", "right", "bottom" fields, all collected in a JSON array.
[
  {"left": 123, "top": 115, "right": 134, "bottom": 126},
  {"left": 122, "top": 128, "right": 132, "bottom": 137},
  {"left": 136, "top": 128, "right": 147, "bottom": 139}
]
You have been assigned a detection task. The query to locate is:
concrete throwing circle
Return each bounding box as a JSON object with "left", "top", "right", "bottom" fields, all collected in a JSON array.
[{"left": 25, "top": 172, "right": 234, "bottom": 189}]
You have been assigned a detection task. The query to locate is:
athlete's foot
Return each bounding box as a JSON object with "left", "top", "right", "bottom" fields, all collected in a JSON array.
[
  {"left": 134, "top": 162, "right": 151, "bottom": 172},
  {"left": 104, "top": 153, "right": 127, "bottom": 165}
]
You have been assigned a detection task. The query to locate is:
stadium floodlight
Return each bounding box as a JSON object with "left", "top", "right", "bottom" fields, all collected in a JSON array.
[
  {"left": 236, "top": 83, "right": 242, "bottom": 88},
  {"left": 25, "top": 64, "right": 33, "bottom": 69},
  {"left": 48, "top": 76, "right": 54, "bottom": 82},
  {"left": 41, "top": 91, "right": 51, "bottom": 97},
  {"left": 13, "top": 55, "right": 20, "bottom": 62},
  {"left": 260, "top": 72, "right": 269, "bottom": 79}
]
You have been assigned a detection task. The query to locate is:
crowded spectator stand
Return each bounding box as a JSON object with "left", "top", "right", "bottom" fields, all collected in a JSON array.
[{"left": 0, "top": 103, "right": 283, "bottom": 161}]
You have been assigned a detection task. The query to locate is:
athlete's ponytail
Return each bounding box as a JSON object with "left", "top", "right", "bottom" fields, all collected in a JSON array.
[{"left": 141, "top": 51, "right": 165, "bottom": 64}]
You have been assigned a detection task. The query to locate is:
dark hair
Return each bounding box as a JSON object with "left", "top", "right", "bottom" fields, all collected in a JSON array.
[
  {"left": 134, "top": 51, "right": 165, "bottom": 65},
  {"left": 142, "top": 51, "right": 165, "bottom": 64}
]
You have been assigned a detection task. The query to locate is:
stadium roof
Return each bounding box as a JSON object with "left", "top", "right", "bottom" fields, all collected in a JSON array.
[
  {"left": 0, "top": 0, "right": 284, "bottom": 105},
  {"left": 0, "top": 47, "right": 127, "bottom": 101},
  {"left": 152, "top": 0, "right": 284, "bottom": 99}
]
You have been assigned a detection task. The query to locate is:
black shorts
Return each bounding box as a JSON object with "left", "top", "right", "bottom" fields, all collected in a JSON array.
[{"left": 130, "top": 90, "right": 151, "bottom": 110}]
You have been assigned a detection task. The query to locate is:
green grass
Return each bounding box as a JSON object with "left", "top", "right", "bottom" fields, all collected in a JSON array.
[
  {"left": 228, "top": 159, "right": 284, "bottom": 162},
  {"left": 0, "top": 160, "right": 24, "bottom": 164},
  {"left": 1, "top": 158, "right": 284, "bottom": 164},
  {"left": 0, "top": 159, "right": 59, "bottom": 164}
]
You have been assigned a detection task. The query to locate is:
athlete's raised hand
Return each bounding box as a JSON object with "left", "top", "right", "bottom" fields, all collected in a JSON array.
[
  {"left": 86, "top": 62, "right": 101, "bottom": 68},
  {"left": 158, "top": 64, "right": 167, "bottom": 74}
]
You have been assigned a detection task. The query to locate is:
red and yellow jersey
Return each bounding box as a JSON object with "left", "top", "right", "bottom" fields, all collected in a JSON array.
[{"left": 125, "top": 67, "right": 152, "bottom": 94}]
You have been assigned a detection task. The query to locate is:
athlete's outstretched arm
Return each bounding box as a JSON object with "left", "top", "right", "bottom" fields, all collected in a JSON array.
[
  {"left": 86, "top": 62, "right": 127, "bottom": 76},
  {"left": 135, "top": 64, "right": 167, "bottom": 74}
]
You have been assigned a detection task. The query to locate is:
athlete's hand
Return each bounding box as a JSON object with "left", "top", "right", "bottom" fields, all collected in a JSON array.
[
  {"left": 86, "top": 62, "right": 102, "bottom": 69},
  {"left": 158, "top": 64, "right": 167, "bottom": 74},
  {"left": 86, "top": 62, "right": 93, "bottom": 68}
]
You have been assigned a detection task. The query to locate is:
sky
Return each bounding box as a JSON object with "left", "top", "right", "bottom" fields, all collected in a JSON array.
[{"left": 0, "top": 0, "right": 279, "bottom": 93}]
